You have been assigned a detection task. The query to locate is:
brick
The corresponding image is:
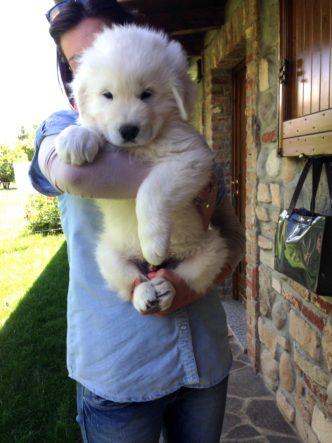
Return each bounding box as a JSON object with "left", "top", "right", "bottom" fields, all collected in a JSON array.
[
  {"left": 272, "top": 301, "right": 287, "bottom": 329},
  {"left": 288, "top": 279, "right": 311, "bottom": 302},
  {"left": 247, "top": 298, "right": 259, "bottom": 329},
  {"left": 266, "top": 150, "right": 281, "bottom": 178},
  {"left": 258, "top": 235, "right": 273, "bottom": 250},
  {"left": 258, "top": 317, "right": 277, "bottom": 355},
  {"left": 281, "top": 157, "right": 299, "bottom": 184},
  {"left": 256, "top": 205, "right": 270, "bottom": 221},
  {"left": 260, "top": 349, "right": 279, "bottom": 391},
  {"left": 262, "top": 130, "right": 277, "bottom": 143},
  {"left": 327, "top": 381, "right": 332, "bottom": 404},
  {"left": 279, "top": 352, "right": 295, "bottom": 392},
  {"left": 247, "top": 330, "right": 260, "bottom": 371},
  {"left": 303, "top": 372, "right": 328, "bottom": 405},
  {"left": 289, "top": 311, "right": 320, "bottom": 361},
  {"left": 312, "top": 405, "right": 332, "bottom": 443},
  {"left": 282, "top": 285, "right": 302, "bottom": 310},
  {"left": 300, "top": 304, "right": 326, "bottom": 331},
  {"left": 294, "top": 348, "right": 329, "bottom": 388},
  {"left": 295, "top": 397, "right": 312, "bottom": 425},
  {"left": 276, "top": 390, "right": 295, "bottom": 423},
  {"left": 270, "top": 183, "right": 281, "bottom": 207},
  {"left": 260, "top": 221, "right": 278, "bottom": 239},
  {"left": 260, "top": 249, "right": 274, "bottom": 269},
  {"left": 257, "top": 183, "right": 271, "bottom": 202},
  {"left": 322, "top": 322, "right": 332, "bottom": 370},
  {"left": 277, "top": 335, "right": 290, "bottom": 352},
  {"left": 303, "top": 374, "right": 332, "bottom": 416},
  {"left": 305, "top": 385, "right": 318, "bottom": 413},
  {"left": 284, "top": 284, "right": 326, "bottom": 330},
  {"left": 295, "top": 411, "right": 319, "bottom": 443},
  {"left": 312, "top": 295, "right": 332, "bottom": 316},
  {"left": 307, "top": 378, "right": 328, "bottom": 422},
  {"left": 270, "top": 207, "right": 281, "bottom": 223},
  {"left": 272, "top": 277, "right": 281, "bottom": 293},
  {"left": 248, "top": 266, "right": 259, "bottom": 299},
  {"left": 295, "top": 376, "right": 306, "bottom": 399},
  {"left": 259, "top": 58, "right": 269, "bottom": 92},
  {"left": 259, "top": 294, "right": 271, "bottom": 317}
]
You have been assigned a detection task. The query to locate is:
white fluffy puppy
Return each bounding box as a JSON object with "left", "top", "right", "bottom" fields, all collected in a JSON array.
[{"left": 55, "top": 25, "right": 228, "bottom": 313}]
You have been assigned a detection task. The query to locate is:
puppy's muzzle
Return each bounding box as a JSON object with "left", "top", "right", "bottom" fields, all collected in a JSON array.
[{"left": 119, "top": 124, "right": 140, "bottom": 142}]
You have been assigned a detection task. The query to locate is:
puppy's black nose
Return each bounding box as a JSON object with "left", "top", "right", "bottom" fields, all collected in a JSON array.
[{"left": 119, "top": 124, "right": 139, "bottom": 141}]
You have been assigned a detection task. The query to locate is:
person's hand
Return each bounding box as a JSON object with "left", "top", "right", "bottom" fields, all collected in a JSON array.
[
  {"left": 131, "top": 263, "right": 232, "bottom": 316},
  {"left": 131, "top": 272, "right": 199, "bottom": 316},
  {"left": 194, "top": 173, "right": 218, "bottom": 230},
  {"left": 150, "top": 268, "right": 202, "bottom": 316}
]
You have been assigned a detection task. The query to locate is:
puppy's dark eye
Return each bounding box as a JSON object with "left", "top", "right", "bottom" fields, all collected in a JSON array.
[
  {"left": 103, "top": 91, "right": 113, "bottom": 100},
  {"left": 140, "top": 89, "right": 153, "bottom": 100}
]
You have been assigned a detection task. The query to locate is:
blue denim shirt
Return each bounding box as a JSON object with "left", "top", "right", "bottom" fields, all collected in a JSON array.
[{"left": 29, "top": 110, "right": 232, "bottom": 402}]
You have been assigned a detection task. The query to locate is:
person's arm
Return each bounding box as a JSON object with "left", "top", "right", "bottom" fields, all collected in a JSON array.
[
  {"left": 38, "top": 135, "right": 151, "bottom": 199},
  {"left": 210, "top": 193, "right": 246, "bottom": 274}
]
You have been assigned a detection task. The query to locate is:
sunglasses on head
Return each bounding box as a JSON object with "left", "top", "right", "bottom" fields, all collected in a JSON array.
[{"left": 46, "top": 0, "right": 88, "bottom": 24}]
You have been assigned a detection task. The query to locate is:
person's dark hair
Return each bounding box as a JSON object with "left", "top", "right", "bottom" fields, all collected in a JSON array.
[{"left": 49, "top": 0, "right": 134, "bottom": 107}]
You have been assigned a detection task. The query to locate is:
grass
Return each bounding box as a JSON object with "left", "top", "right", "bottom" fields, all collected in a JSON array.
[
  {"left": 0, "top": 233, "right": 81, "bottom": 443},
  {"left": 0, "top": 188, "right": 29, "bottom": 240}
]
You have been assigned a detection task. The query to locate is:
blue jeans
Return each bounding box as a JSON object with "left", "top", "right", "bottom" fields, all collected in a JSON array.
[{"left": 76, "top": 377, "right": 228, "bottom": 443}]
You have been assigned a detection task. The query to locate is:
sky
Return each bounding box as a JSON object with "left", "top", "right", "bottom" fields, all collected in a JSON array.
[{"left": 0, "top": 1, "right": 70, "bottom": 146}]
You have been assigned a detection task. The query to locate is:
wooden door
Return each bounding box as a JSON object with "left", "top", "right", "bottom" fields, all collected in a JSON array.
[{"left": 232, "top": 62, "right": 246, "bottom": 302}]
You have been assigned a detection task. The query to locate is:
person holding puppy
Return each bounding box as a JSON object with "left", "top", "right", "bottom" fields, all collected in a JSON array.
[{"left": 29, "top": 1, "right": 245, "bottom": 442}]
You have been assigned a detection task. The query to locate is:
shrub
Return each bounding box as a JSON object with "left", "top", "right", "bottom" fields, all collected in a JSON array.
[
  {"left": 0, "top": 147, "right": 15, "bottom": 186},
  {"left": 25, "top": 194, "right": 62, "bottom": 234}
]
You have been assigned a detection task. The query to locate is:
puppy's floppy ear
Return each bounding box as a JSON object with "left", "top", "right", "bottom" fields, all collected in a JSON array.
[
  {"left": 71, "top": 77, "right": 90, "bottom": 124},
  {"left": 166, "top": 39, "right": 197, "bottom": 121},
  {"left": 76, "top": 84, "right": 88, "bottom": 120},
  {"left": 171, "top": 84, "right": 188, "bottom": 121}
]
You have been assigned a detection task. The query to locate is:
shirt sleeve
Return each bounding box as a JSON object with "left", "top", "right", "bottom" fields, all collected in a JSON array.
[
  {"left": 39, "top": 138, "right": 151, "bottom": 199},
  {"left": 30, "top": 110, "right": 152, "bottom": 199},
  {"left": 29, "top": 110, "right": 78, "bottom": 196}
]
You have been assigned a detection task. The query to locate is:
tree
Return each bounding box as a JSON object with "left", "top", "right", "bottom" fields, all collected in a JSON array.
[
  {"left": 15, "top": 124, "right": 37, "bottom": 161},
  {"left": 0, "top": 146, "right": 15, "bottom": 187}
]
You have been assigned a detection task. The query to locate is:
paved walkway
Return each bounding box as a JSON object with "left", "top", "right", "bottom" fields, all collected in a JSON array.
[{"left": 221, "top": 332, "right": 302, "bottom": 442}]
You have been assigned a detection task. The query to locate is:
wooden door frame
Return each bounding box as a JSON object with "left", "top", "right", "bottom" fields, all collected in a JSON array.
[{"left": 231, "top": 60, "right": 247, "bottom": 302}]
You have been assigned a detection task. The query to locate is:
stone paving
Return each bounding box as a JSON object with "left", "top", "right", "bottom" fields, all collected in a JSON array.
[{"left": 221, "top": 334, "right": 302, "bottom": 442}]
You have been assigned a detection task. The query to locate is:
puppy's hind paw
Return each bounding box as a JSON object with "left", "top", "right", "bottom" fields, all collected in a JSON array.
[
  {"left": 132, "top": 278, "right": 175, "bottom": 313},
  {"left": 139, "top": 233, "right": 170, "bottom": 267}
]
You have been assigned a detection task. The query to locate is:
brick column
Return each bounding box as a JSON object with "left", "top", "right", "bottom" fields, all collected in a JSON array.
[{"left": 202, "top": 0, "right": 260, "bottom": 368}]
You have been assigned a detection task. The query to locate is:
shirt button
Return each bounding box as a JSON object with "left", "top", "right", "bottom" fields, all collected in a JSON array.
[{"left": 180, "top": 325, "right": 187, "bottom": 331}]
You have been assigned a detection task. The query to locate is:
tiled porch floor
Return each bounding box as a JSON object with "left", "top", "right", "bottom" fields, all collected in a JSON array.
[{"left": 221, "top": 296, "right": 302, "bottom": 442}]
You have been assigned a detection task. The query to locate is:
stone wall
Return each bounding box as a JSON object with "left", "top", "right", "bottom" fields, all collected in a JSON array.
[{"left": 197, "top": 0, "right": 332, "bottom": 441}]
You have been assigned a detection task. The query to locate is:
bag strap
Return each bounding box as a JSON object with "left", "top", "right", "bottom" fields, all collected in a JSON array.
[
  {"left": 310, "top": 158, "right": 324, "bottom": 212},
  {"left": 288, "top": 157, "right": 332, "bottom": 213},
  {"left": 324, "top": 159, "right": 332, "bottom": 209},
  {"left": 288, "top": 158, "right": 312, "bottom": 212}
]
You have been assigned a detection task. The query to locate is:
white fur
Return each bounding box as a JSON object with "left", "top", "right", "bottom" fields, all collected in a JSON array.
[{"left": 55, "top": 25, "right": 228, "bottom": 313}]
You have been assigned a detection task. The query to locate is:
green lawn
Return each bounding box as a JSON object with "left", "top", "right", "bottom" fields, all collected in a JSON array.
[
  {"left": 0, "top": 234, "right": 80, "bottom": 442},
  {"left": 0, "top": 188, "right": 28, "bottom": 240}
]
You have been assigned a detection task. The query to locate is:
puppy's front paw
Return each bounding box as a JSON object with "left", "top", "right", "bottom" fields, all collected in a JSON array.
[
  {"left": 132, "top": 278, "right": 175, "bottom": 313},
  {"left": 55, "top": 125, "right": 102, "bottom": 165}
]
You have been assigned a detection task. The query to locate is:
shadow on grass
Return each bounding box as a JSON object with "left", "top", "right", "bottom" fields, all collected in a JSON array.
[{"left": 0, "top": 242, "right": 81, "bottom": 443}]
